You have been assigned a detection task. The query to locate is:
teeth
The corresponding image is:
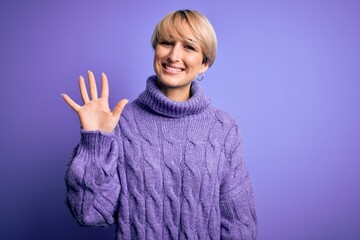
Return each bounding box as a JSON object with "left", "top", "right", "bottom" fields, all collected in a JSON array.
[{"left": 165, "top": 65, "right": 182, "bottom": 72}]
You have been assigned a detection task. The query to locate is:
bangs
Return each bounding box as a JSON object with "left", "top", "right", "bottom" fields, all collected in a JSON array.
[{"left": 156, "top": 13, "right": 199, "bottom": 45}]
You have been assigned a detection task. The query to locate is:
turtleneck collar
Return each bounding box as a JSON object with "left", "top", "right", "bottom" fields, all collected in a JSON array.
[{"left": 137, "top": 75, "right": 211, "bottom": 118}]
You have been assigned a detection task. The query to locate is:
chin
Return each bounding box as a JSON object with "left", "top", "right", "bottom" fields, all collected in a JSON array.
[{"left": 157, "top": 74, "right": 189, "bottom": 88}]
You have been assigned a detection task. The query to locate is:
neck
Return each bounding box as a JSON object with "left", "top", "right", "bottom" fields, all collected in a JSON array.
[
  {"left": 137, "top": 75, "right": 211, "bottom": 118},
  {"left": 157, "top": 80, "right": 191, "bottom": 102}
]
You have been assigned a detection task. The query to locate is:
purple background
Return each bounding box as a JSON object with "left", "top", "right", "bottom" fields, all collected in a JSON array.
[{"left": 1, "top": 1, "right": 359, "bottom": 239}]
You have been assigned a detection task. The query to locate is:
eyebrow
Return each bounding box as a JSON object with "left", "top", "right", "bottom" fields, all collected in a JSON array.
[
  {"left": 186, "top": 38, "right": 196, "bottom": 43},
  {"left": 159, "top": 34, "right": 199, "bottom": 47},
  {"left": 184, "top": 38, "right": 200, "bottom": 48}
]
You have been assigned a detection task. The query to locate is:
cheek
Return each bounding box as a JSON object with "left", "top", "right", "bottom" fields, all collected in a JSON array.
[
  {"left": 154, "top": 45, "right": 167, "bottom": 60},
  {"left": 153, "top": 50, "right": 163, "bottom": 69},
  {"left": 187, "top": 54, "right": 205, "bottom": 69},
  {"left": 154, "top": 49, "right": 160, "bottom": 61},
  {"left": 153, "top": 49, "right": 161, "bottom": 72}
]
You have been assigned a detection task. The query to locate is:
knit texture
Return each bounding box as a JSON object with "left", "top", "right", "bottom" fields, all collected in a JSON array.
[{"left": 65, "top": 75, "right": 258, "bottom": 239}]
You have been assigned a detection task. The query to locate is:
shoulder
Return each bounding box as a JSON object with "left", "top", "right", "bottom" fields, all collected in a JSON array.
[
  {"left": 205, "top": 106, "right": 242, "bottom": 149},
  {"left": 210, "top": 106, "right": 239, "bottom": 130},
  {"left": 207, "top": 109, "right": 243, "bottom": 168}
]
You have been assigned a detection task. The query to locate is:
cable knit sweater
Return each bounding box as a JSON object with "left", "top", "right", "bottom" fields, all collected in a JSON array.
[{"left": 65, "top": 75, "right": 258, "bottom": 239}]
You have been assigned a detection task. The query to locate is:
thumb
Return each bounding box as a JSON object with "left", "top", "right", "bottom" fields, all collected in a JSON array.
[{"left": 112, "top": 99, "right": 129, "bottom": 117}]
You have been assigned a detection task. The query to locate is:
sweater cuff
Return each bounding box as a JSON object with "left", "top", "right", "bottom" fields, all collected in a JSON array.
[
  {"left": 79, "top": 129, "right": 116, "bottom": 159},
  {"left": 77, "top": 130, "right": 119, "bottom": 179},
  {"left": 76, "top": 130, "right": 119, "bottom": 187}
]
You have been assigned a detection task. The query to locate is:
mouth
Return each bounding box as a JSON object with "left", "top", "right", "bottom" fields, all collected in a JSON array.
[{"left": 162, "top": 63, "right": 185, "bottom": 73}]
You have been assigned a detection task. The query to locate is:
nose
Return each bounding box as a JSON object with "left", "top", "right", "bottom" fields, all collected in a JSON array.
[{"left": 168, "top": 42, "right": 182, "bottom": 62}]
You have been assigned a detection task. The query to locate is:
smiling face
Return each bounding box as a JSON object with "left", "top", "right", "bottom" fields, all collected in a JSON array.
[
  {"left": 151, "top": 10, "right": 217, "bottom": 101},
  {"left": 153, "top": 34, "right": 209, "bottom": 92}
]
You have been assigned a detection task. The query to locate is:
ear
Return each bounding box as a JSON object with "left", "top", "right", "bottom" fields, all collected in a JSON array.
[{"left": 200, "top": 62, "right": 209, "bottom": 73}]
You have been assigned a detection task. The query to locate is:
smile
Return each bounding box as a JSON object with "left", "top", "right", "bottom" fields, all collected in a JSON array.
[{"left": 162, "top": 63, "right": 184, "bottom": 73}]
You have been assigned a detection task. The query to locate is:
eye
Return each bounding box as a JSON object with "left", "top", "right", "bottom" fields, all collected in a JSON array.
[
  {"left": 185, "top": 45, "right": 196, "bottom": 51},
  {"left": 160, "top": 41, "right": 172, "bottom": 46}
]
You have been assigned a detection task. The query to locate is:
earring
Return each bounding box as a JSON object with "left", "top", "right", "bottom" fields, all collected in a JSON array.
[{"left": 196, "top": 72, "right": 205, "bottom": 81}]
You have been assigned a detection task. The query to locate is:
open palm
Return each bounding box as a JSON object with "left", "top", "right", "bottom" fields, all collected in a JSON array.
[{"left": 62, "top": 71, "right": 128, "bottom": 133}]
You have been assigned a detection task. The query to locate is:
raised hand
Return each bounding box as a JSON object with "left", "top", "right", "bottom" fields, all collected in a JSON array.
[{"left": 62, "top": 71, "right": 128, "bottom": 133}]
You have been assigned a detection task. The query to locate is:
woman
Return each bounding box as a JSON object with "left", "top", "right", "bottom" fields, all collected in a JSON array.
[{"left": 62, "top": 10, "right": 257, "bottom": 239}]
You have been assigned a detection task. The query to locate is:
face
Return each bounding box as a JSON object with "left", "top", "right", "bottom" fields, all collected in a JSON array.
[{"left": 153, "top": 34, "right": 209, "bottom": 91}]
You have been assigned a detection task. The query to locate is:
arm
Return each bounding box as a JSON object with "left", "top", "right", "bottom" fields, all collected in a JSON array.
[
  {"left": 65, "top": 128, "right": 121, "bottom": 226},
  {"left": 62, "top": 71, "right": 128, "bottom": 226},
  {"left": 220, "top": 122, "right": 258, "bottom": 239}
]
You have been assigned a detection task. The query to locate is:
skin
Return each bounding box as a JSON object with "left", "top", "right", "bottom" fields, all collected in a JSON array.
[
  {"left": 154, "top": 36, "right": 209, "bottom": 102},
  {"left": 62, "top": 71, "right": 128, "bottom": 133},
  {"left": 62, "top": 31, "right": 208, "bottom": 133}
]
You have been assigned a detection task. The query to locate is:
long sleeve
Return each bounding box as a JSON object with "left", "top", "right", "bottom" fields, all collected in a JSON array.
[
  {"left": 220, "top": 122, "right": 258, "bottom": 240},
  {"left": 65, "top": 127, "right": 121, "bottom": 227}
]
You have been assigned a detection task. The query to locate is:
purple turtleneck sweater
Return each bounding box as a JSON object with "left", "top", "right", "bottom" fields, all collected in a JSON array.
[{"left": 65, "top": 76, "right": 258, "bottom": 239}]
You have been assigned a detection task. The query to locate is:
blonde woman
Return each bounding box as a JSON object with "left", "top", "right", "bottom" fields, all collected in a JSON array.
[{"left": 63, "top": 9, "right": 258, "bottom": 239}]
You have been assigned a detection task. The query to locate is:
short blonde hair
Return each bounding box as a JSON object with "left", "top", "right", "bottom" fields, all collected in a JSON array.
[{"left": 151, "top": 10, "right": 217, "bottom": 67}]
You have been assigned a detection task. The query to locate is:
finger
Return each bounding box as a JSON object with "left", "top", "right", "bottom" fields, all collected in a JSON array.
[
  {"left": 61, "top": 93, "right": 81, "bottom": 112},
  {"left": 100, "top": 72, "right": 109, "bottom": 98},
  {"left": 78, "top": 75, "right": 90, "bottom": 103},
  {"left": 87, "top": 70, "right": 98, "bottom": 100},
  {"left": 112, "top": 99, "right": 129, "bottom": 117}
]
